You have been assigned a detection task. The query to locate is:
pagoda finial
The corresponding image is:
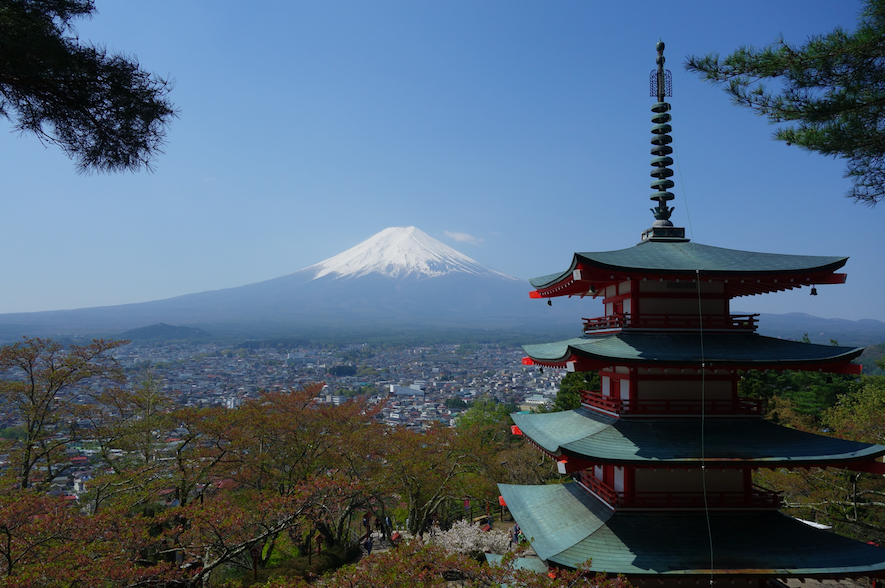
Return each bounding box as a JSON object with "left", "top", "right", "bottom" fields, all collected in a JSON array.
[
  {"left": 650, "top": 41, "right": 674, "bottom": 222},
  {"left": 641, "top": 41, "right": 686, "bottom": 242},
  {"left": 653, "top": 40, "right": 671, "bottom": 102}
]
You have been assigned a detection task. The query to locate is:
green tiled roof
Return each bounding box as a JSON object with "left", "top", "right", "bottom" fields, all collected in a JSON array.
[
  {"left": 500, "top": 483, "right": 613, "bottom": 562},
  {"left": 530, "top": 241, "right": 847, "bottom": 288},
  {"left": 485, "top": 554, "right": 550, "bottom": 573},
  {"left": 511, "top": 409, "right": 885, "bottom": 466},
  {"left": 522, "top": 332, "right": 863, "bottom": 368},
  {"left": 499, "top": 482, "right": 885, "bottom": 576}
]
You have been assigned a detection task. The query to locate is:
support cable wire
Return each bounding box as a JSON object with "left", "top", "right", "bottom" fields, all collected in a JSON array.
[{"left": 673, "top": 147, "right": 714, "bottom": 586}]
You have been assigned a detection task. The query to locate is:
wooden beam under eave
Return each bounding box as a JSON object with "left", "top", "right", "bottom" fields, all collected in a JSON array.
[{"left": 845, "top": 460, "right": 885, "bottom": 475}]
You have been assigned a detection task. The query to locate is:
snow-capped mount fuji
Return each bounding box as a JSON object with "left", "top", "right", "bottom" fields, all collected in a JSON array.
[
  {"left": 0, "top": 227, "right": 583, "bottom": 340},
  {"left": 2, "top": 226, "right": 883, "bottom": 343},
  {"left": 305, "top": 226, "right": 517, "bottom": 281}
]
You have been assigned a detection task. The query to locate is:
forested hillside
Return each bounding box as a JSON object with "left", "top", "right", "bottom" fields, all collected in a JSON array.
[
  {"left": 0, "top": 337, "right": 618, "bottom": 587},
  {"left": 860, "top": 344, "right": 885, "bottom": 375}
]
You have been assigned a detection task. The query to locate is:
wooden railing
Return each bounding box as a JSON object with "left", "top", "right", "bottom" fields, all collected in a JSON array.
[
  {"left": 579, "top": 392, "right": 623, "bottom": 415},
  {"left": 582, "top": 475, "right": 780, "bottom": 510},
  {"left": 581, "top": 314, "right": 629, "bottom": 331},
  {"left": 582, "top": 313, "right": 759, "bottom": 333},
  {"left": 580, "top": 390, "right": 765, "bottom": 417}
]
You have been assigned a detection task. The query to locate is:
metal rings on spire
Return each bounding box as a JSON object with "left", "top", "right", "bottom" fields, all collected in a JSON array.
[{"left": 649, "top": 41, "right": 675, "bottom": 222}]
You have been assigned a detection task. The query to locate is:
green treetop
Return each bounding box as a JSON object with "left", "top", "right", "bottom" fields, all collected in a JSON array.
[
  {"left": 553, "top": 371, "right": 600, "bottom": 412},
  {"left": 686, "top": 0, "right": 885, "bottom": 205}
]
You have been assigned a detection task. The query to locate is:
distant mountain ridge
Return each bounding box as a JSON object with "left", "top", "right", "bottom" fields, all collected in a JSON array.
[
  {"left": 0, "top": 228, "right": 883, "bottom": 346},
  {"left": 753, "top": 312, "right": 885, "bottom": 347},
  {"left": 0, "top": 227, "right": 583, "bottom": 341}
]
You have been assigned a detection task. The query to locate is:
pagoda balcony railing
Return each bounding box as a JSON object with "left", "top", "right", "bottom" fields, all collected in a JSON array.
[
  {"left": 582, "top": 313, "right": 758, "bottom": 333},
  {"left": 582, "top": 476, "right": 780, "bottom": 511},
  {"left": 580, "top": 390, "right": 765, "bottom": 417}
]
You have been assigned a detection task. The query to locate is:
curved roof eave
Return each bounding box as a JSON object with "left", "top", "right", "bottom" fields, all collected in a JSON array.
[
  {"left": 529, "top": 241, "right": 848, "bottom": 291},
  {"left": 522, "top": 333, "right": 864, "bottom": 373},
  {"left": 499, "top": 482, "right": 885, "bottom": 576},
  {"left": 510, "top": 409, "right": 885, "bottom": 465}
]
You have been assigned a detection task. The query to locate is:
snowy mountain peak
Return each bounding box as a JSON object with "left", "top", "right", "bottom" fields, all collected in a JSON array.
[{"left": 305, "top": 226, "right": 517, "bottom": 281}]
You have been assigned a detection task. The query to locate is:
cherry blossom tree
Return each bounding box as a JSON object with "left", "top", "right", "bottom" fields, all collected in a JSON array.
[
  {"left": 428, "top": 519, "right": 512, "bottom": 556},
  {"left": 260, "top": 539, "right": 630, "bottom": 588}
]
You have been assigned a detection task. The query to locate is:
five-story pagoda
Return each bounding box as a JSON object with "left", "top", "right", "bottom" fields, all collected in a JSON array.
[{"left": 500, "top": 41, "right": 885, "bottom": 587}]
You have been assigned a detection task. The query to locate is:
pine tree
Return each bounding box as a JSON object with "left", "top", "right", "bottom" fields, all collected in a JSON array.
[
  {"left": 0, "top": 0, "right": 176, "bottom": 172},
  {"left": 686, "top": 0, "right": 885, "bottom": 205},
  {"left": 554, "top": 371, "right": 599, "bottom": 412}
]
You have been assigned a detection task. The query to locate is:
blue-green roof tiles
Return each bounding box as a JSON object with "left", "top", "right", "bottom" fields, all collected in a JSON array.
[
  {"left": 500, "top": 483, "right": 885, "bottom": 576},
  {"left": 530, "top": 241, "right": 847, "bottom": 289},
  {"left": 510, "top": 409, "right": 885, "bottom": 466}
]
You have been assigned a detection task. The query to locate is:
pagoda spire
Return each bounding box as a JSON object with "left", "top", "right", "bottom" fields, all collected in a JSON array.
[{"left": 641, "top": 40, "right": 687, "bottom": 242}]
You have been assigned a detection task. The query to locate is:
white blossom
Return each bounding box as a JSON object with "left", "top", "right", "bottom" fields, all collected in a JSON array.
[{"left": 428, "top": 520, "right": 512, "bottom": 555}]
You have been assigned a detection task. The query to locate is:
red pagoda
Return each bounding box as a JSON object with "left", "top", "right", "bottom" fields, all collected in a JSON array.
[{"left": 500, "top": 41, "right": 885, "bottom": 587}]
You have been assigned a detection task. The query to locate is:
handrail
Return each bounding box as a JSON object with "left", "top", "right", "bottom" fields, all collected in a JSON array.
[
  {"left": 582, "top": 475, "right": 780, "bottom": 510},
  {"left": 582, "top": 313, "right": 759, "bottom": 333},
  {"left": 580, "top": 390, "right": 765, "bottom": 417}
]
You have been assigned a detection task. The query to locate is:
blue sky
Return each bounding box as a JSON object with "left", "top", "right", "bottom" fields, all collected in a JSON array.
[{"left": 2, "top": 0, "right": 882, "bottom": 322}]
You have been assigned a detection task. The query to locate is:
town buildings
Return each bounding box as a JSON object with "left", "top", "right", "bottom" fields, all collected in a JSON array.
[{"left": 0, "top": 339, "right": 559, "bottom": 497}]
